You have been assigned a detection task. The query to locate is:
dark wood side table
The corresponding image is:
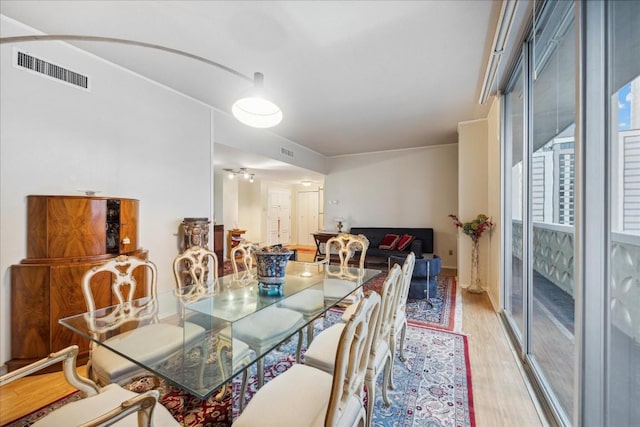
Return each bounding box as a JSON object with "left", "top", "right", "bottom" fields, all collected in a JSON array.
[{"left": 312, "top": 232, "right": 338, "bottom": 261}]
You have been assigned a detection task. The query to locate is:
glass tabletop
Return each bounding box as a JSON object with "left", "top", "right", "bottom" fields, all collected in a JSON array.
[{"left": 59, "top": 260, "right": 381, "bottom": 399}]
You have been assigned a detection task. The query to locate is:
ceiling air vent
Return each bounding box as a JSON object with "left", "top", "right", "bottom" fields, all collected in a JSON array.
[
  {"left": 280, "top": 147, "right": 294, "bottom": 158},
  {"left": 15, "top": 50, "right": 89, "bottom": 90}
]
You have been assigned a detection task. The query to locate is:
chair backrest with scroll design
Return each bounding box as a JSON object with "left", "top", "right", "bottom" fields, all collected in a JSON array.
[
  {"left": 325, "top": 291, "right": 380, "bottom": 426},
  {"left": 394, "top": 252, "right": 416, "bottom": 319},
  {"left": 82, "top": 255, "right": 159, "bottom": 332},
  {"left": 0, "top": 345, "right": 179, "bottom": 427},
  {"left": 230, "top": 241, "right": 258, "bottom": 280},
  {"left": 172, "top": 245, "right": 219, "bottom": 301},
  {"left": 321, "top": 233, "right": 369, "bottom": 269},
  {"left": 372, "top": 264, "right": 402, "bottom": 353}
]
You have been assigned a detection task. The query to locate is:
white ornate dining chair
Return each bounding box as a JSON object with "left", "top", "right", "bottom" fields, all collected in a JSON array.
[
  {"left": 216, "top": 333, "right": 253, "bottom": 411},
  {"left": 226, "top": 241, "right": 306, "bottom": 391},
  {"left": 172, "top": 246, "right": 255, "bottom": 406},
  {"left": 389, "top": 252, "right": 416, "bottom": 386},
  {"left": 304, "top": 264, "right": 402, "bottom": 426},
  {"left": 318, "top": 233, "right": 370, "bottom": 306},
  {"left": 82, "top": 255, "right": 206, "bottom": 387},
  {"left": 229, "top": 241, "right": 259, "bottom": 280},
  {"left": 0, "top": 345, "right": 178, "bottom": 427},
  {"left": 172, "top": 245, "right": 220, "bottom": 300},
  {"left": 232, "top": 306, "right": 305, "bottom": 390},
  {"left": 277, "top": 286, "right": 325, "bottom": 351},
  {"left": 233, "top": 291, "right": 381, "bottom": 427}
]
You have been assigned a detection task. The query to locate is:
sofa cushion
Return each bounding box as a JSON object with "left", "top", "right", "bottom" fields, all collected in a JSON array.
[
  {"left": 349, "top": 227, "right": 434, "bottom": 254},
  {"left": 378, "top": 234, "right": 400, "bottom": 250},
  {"left": 396, "top": 234, "right": 414, "bottom": 251}
]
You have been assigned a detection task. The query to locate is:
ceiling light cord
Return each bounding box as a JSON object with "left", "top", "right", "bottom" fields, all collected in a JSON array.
[{"left": 0, "top": 34, "right": 282, "bottom": 128}]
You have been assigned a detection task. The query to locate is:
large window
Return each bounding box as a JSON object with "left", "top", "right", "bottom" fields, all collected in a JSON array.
[
  {"left": 530, "top": 2, "right": 575, "bottom": 417},
  {"left": 502, "top": 1, "right": 640, "bottom": 425},
  {"left": 608, "top": 1, "right": 640, "bottom": 424},
  {"left": 504, "top": 64, "right": 525, "bottom": 340},
  {"left": 502, "top": 0, "right": 575, "bottom": 423}
]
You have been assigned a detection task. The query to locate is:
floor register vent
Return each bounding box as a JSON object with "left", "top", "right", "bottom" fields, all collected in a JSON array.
[{"left": 15, "top": 50, "right": 89, "bottom": 90}]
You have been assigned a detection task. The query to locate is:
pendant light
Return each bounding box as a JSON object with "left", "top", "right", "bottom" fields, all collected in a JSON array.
[{"left": 232, "top": 72, "right": 283, "bottom": 128}]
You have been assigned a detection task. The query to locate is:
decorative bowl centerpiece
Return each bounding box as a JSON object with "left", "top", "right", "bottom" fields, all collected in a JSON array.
[{"left": 254, "top": 245, "right": 294, "bottom": 296}]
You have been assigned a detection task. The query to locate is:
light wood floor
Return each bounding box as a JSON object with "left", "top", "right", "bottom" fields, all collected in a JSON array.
[{"left": 0, "top": 260, "right": 548, "bottom": 426}]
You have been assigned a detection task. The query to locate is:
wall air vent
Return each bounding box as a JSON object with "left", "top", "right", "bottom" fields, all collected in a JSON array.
[
  {"left": 15, "top": 50, "right": 89, "bottom": 90},
  {"left": 280, "top": 147, "right": 294, "bottom": 158}
]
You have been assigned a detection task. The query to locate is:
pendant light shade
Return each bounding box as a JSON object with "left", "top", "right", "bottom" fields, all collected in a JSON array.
[{"left": 232, "top": 72, "right": 283, "bottom": 128}]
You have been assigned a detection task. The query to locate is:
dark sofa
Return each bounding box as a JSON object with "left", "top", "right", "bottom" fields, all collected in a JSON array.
[{"left": 349, "top": 227, "right": 434, "bottom": 267}]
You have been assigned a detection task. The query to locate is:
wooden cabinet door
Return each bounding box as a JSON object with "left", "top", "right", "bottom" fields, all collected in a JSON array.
[
  {"left": 48, "top": 197, "right": 107, "bottom": 258},
  {"left": 119, "top": 199, "right": 139, "bottom": 254},
  {"left": 10, "top": 265, "right": 50, "bottom": 359}
]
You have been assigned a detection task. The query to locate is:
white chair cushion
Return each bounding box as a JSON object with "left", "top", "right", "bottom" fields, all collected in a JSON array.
[
  {"left": 303, "top": 323, "right": 345, "bottom": 374},
  {"left": 279, "top": 289, "right": 325, "bottom": 316},
  {"left": 232, "top": 338, "right": 252, "bottom": 368},
  {"left": 233, "top": 306, "right": 304, "bottom": 351},
  {"left": 92, "top": 322, "right": 205, "bottom": 384},
  {"left": 233, "top": 364, "right": 332, "bottom": 427},
  {"left": 323, "top": 278, "right": 360, "bottom": 305},
  {"left": 32, "top": 383, "right": 177, "bottom": 427}
]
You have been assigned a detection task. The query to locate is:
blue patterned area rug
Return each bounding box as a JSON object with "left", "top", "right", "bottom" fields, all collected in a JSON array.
[
  {"left": 362, "top": 274, "right": 461, "bottom": 332},
  {"left": 232, "top": 311, "right": 475, "bottom": 427},
  {"left": 4, "top": 318, "right": 475, "bottom": 427}
]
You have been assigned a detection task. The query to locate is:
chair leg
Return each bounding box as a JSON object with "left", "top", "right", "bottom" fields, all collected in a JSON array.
[
  {"left": 257, "top": 357, "right": 265, "bottom": 388},
  {"left": 295, "top": 330, "right": 304, "bottom": 364},
  {"left": 365, "top": 375, "right": 375, "bottom": 427},
  {"left": 399, "top": 320, "right": 408, "bottom": 362},
  {"left": 196, "top": 342, "right": 207, "bottom": 390},
  {"left": 239, "top": 369, "right": 248, "bottom": 412},
  {"left": 389, "top": 332, "right": 397, "bottom": 390},
  {"left": 381, "top": 356, "right": 392, "bottom": 407},
  {"left": 306, "top": 321, "right": 315, "bottom": 347}
]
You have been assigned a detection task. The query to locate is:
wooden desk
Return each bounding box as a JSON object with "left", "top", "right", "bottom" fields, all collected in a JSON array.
[{"left": 312, "top": 232, "right": 338, "bottom": 261}]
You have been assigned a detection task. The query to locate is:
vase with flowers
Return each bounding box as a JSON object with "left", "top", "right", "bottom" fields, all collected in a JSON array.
[{"left": 449, "top": 213, "right": 494, "bottom": 293}]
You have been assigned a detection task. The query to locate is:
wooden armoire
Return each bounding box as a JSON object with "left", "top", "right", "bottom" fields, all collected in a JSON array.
[{"left": 8, "top": 195, "right": 147, "bottom": 371}]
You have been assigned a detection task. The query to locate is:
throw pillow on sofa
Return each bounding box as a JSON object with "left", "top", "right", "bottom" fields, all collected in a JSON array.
[
  {"left": 379, "top": 234, "right": 400, "bottom": 250},
  {"left": 396, "top": 234, "right": 415, "bottom": 251}
]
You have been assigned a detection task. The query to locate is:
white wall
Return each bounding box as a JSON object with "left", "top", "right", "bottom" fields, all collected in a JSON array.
[
  {"left": 457, "top": 119, "right": 489, "bottom": 288},
  {"left": 214, "top": 113, "right": 327, "bottom": 176},
  {"left": 0, "top": 17, "right": 212, "bottom": 365},
  {"left": 238, "top": 178, "right": 263, "bottom": 246},
  {"left": 222, "top": 176, "right": 239, "bottom": 257},
  {"left": 324, "top": 145, "right": 459, "bottom": 267}
]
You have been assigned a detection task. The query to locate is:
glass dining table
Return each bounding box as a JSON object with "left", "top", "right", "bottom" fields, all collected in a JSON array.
[{"left": 59, "top": 260, "right": 381, "bottom": 400}]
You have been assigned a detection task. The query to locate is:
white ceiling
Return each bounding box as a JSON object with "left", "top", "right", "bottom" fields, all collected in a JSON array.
[{"left": 1, "top": 0, "right": 501, "bottom": 180}]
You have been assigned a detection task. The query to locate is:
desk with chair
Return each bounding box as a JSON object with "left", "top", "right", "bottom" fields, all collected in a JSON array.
[
  {"left": 59, "top": 260, "right": 381, "bottom": 401},
  {"left": 312, "top": 231, "right": 338, "bottom": 261}
]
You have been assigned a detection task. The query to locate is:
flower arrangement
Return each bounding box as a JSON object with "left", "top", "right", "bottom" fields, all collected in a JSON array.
[{"left": 449, "top": 214, "right": 494, "bottom": 242}]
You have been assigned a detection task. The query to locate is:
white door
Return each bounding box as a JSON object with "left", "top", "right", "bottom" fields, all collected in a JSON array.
[
  {"left": 297, "top": 191, "right": 319, "bottom": 246},
  {"left": 266, "top": 188, "right": 291, "bottom": 246}
]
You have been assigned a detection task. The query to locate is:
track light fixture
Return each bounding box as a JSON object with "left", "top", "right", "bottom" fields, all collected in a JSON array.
[{"left": 224, "top": 168, "right": 256, "bottom": 183}]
